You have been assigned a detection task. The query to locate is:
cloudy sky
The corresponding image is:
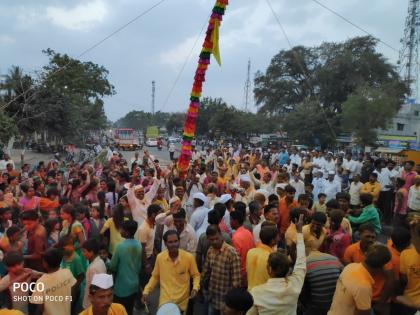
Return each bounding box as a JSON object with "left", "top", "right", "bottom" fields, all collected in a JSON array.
[{"left": 0, "top": 0, "right": 408, "bottom": 121}]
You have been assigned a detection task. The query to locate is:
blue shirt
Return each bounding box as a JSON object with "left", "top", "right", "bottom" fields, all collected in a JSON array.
[
  {"left": 278, "top": 151, "right": 289, "bottom": 166},
  {"left": 110, "top": 238, "right": 142, "bottom": 297}
]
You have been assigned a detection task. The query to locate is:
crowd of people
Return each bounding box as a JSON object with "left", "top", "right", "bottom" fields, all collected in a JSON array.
[{"left": 0, "top": 145, "right": 419, "bottom": 315}]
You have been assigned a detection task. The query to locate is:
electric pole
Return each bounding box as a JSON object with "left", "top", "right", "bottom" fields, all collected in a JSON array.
[
  {"left": 151, "top": 80, "right": 156, "bottom": 115},
  {"left": 244, "top": 59, "right": 252, "bottom": 111}
]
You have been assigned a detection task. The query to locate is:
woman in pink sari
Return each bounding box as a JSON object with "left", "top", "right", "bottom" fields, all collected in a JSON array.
[{"left": 19, "top": 185, "right": 41, "bottom": 211}]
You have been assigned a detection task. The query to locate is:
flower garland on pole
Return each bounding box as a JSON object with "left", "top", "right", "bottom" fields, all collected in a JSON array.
[{"left": 177, "top": 0, "right": 229, "bottom": 175}]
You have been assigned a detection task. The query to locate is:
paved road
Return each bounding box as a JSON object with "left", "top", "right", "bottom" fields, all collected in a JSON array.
[{"left": 9, "top": 145, "right": 175, "bottom": 169}]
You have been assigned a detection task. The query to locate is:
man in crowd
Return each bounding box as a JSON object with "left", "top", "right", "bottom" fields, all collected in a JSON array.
[
  {"left": 246, "top": 222, "right": 278, "bottom": 290},
  {"left": 80, "top": 273, "right": 128, "bottom": 315},
  {"left": 143, "top": 230, "right": 200, "bottom": 313},
  {"left": 329, "top": 244, "right": 392, "bottom": 315},
  {"left": 247, "top": 214, "right": 305, "bottom": 315},
  {"left": 0, "top": 142, "right": 419, "bottom": 315},
  {"left": 202, "top": 225, "right": 242, "bottom": 315}
]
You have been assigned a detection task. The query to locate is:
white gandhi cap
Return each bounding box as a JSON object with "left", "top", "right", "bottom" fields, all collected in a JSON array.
[{"left": 91, "top": 274, "right": 113, "bottom": 290}]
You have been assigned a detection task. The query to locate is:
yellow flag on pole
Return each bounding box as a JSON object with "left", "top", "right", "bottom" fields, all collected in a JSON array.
[{"left": 212, "top": 19, "right": 221, "bottom": 66}]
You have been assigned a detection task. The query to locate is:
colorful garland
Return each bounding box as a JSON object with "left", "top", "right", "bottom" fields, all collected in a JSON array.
[{"left": 177, "top": 0, "right": 229, "bottom": 173}]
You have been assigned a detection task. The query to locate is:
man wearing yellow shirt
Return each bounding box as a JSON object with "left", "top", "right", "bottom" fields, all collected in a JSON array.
[
  {"left": 247, "top": 222, "right": 278, "bottom": 290},
  {"left": 142, "top": 230, "right": 200, "bottom": 312},
  {"left": 79, "top": 273, "right": 127, "bottom": 315},
  {"left": 360, "top": 173, "right": 381, "bottom": 203}
]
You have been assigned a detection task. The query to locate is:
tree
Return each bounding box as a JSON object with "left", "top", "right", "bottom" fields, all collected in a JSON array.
[
  {"left": 166, "top": 113, "right": 185, "bottom": 134},
  {"left": 114, "top": 110, "right": 170, "bottom": 130},
  {"left": 254, "top": 36, "right": 408, "bottom": 146},
  {"left": 0, "top": 111, "right": 18, "bottom": 145},
  {"left": 341, "top": 84, "right": 401, "bottom": 146},
  {"left": 40, "top": 49, "right": 115, "bottom": 141},
  {"left": 0, "top": 50, "right": 115, "bottom": 143},
  {"left": 282, "top": 99, "right": 337, "bottom": 147}
]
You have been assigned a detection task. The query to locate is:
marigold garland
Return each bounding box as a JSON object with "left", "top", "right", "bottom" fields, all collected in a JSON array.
[{"left": 177, "top": 0, "right": 229, "bottom": 173}]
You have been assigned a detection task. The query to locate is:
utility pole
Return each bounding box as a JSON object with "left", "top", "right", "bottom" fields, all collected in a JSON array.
[
  {"left": 243, "top": 59, "right": 251, "bottom": 111},
  {"left": 151, "top": 80, "right": 156, "bottom": 115},
  {"left": 399, "top": 0, "right": 420, "bottom": 100}
]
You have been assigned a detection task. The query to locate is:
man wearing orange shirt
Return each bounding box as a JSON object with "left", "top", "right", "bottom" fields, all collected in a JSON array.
[
  {"left": 343, "top": 223, "right": 394, "bottom": 314},
  {"left": 329, "top": 244, "right": 392, "bottom": 315},
  {"left": 230, "top": 209, "right": 255, "bottom": 286},
  {"left": 387, "top": 227, "right": 411, "bottom": 278},
  {"left": 278, "top": 185, "right": 298, "bottom": 239}
]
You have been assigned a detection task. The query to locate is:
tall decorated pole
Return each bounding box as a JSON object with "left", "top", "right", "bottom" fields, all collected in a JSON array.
[{"left": 177, "top": 0, "right": 229, "bottom": 175}]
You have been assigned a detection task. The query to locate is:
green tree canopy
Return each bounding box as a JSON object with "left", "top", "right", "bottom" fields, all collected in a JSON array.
[
  {"left": 341, "top": 84, "right": 401, "bottom": 146},
  {"left": 0, "top": 50, "right": 115, "bottom": 143},
  {"left": 254, "top": 36, "right": 408, "bottom": 147},
  {"left": 114, "top": 110, "right": 171, "bottom": 130}
]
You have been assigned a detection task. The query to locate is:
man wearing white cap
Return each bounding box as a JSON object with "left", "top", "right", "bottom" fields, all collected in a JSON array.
[
  {"left": 289, "top": 148, "right": 302, "bottom": 166},
  {"left": 234, "top": 175, "right": 256, "bottom": 205},
  {"left": 322, "top": 153, "right": 336, "bottom": 179},
  {"left": 80, "top": 273, "right": 127, "bottom": 315},
  {"left": 189, "top": 192, "right": 210, "bottom": 238},
  {"left": 219, "top": 193, "right": 234, "bottom": 233},
  {"left": 322, "top": 171, "right": 341, "bottom": 202},
  {"left": 127, "top": 168, "right": 163, "bottom": 225},
  {"left": 312, "top": 170, "right": 326, "bottom": 202}
]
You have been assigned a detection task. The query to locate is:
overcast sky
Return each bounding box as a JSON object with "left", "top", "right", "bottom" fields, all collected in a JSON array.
[{"left": 0, "top": 0, "right": 408, "bottom": 121}]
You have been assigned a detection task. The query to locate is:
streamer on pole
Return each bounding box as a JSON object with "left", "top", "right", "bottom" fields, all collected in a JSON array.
[{"left": 177, "top": 0, "right": 229, "bottom": 175}]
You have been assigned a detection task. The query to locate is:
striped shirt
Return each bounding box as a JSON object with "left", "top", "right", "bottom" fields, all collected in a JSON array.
[{"left": 303, "top": 251, "right": 343, "bottom": 313}]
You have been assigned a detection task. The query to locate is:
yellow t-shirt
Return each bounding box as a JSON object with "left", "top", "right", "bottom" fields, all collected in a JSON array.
[
  {"left": 79, "top": 303, "right": 127, "bottom": 315},
  {"left": 400, "top": 247, "right": 420, "bottom": 304},
  {"left": 246, "top": 243, "right": 274, "bottom": 290},
  {"left": 303, "top": 224, "right": 326, "bottom": 254},
  {"left": 143, "top": 249, "right": 200, "bottom": 311},
  {"left": 101, "top": 218, "right": 125, "bottom": 255}
]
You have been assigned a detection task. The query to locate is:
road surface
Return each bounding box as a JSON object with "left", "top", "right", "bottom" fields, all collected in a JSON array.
[{"left": 9, "top": 145, "right": 175, "bottom": 169}]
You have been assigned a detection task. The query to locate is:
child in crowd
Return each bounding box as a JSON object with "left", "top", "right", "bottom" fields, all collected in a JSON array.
[
  {"left": 98, "top": 243, "right": 111, "bottom": 272},
  {"left": 60, "top": 235, "right": 86, "bottom": 311},
  {"left": 44, "top": 218, "right": 60, "bottom": 248},
  {"left": 81, "top": 239, "right": 107, "bottom": 309},
  {"left": 88, "top": 204, "right": 105, "bottom": 240},
  {"left": 0, "top": 251, "right": 42, "bottom": 313},
  {"left": 312, "top": 193, "right": 327, "bottom": 213},
  {"left": 48, "top": 208, "right": 59, "bottom": 220},
  {"left": 0, "top": 207, "right": 13, "bottom": 234},
  {"left": 0, "top": 226, "right": 24, "bottom": 254},
  {"left": 297, "top": 193, "right": 312, "bottom": 216},
  {"left": 76, "top": 204, "right": 91, "bottom": 238},
  {"left": 324, "top": 209, "right": 351, "bottom": 262},
  {"left": 325, "top": 199, "right": 353, "bottom": 237}
]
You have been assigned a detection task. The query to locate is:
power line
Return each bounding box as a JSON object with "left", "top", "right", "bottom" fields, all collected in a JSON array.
[
  {"left": 310, "top": 0, "right": 400, "bottom": 54},
  {"left": 264, "top": 0, "right": 337, "bottom": 139},
  {"left": 0, "top": 0, "right": 169, "bottom": 111},
  {"left": 159, "top": 15, "right": 209, "bottom": 111}
]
